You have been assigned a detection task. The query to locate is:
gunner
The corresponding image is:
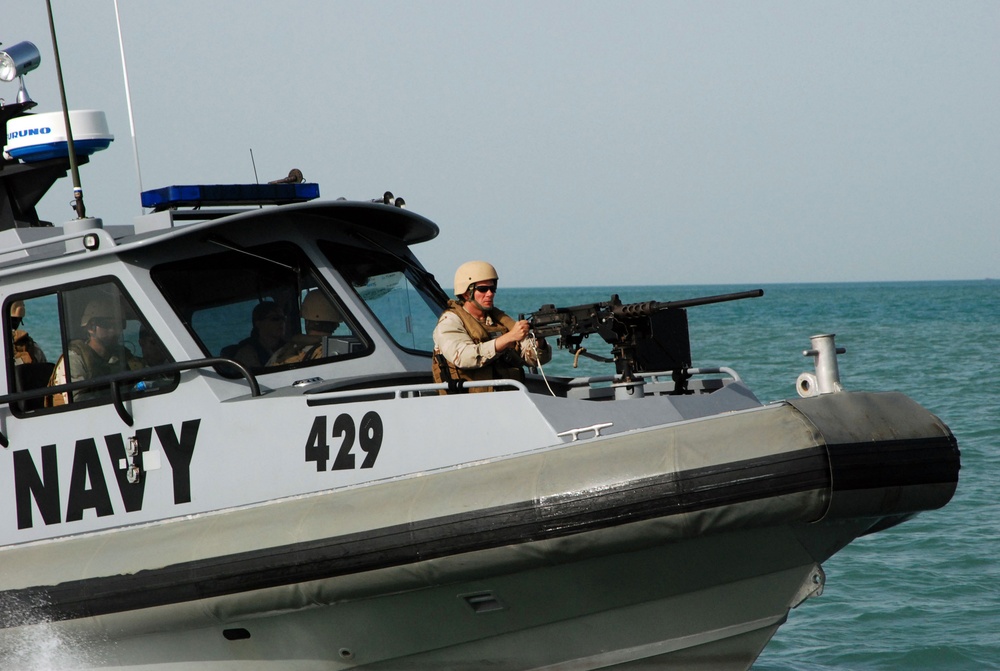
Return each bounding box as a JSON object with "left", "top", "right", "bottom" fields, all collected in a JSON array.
[
  {"left": 46, "top": 299, "right": 143, "bottom": 405},
  {"left": 432, "top": 260, "right": 550, "bottom": 392}
]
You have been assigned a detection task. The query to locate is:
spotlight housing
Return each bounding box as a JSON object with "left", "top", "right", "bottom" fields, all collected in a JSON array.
[
  {"left": 0, "top": 41, "right": 41, "bottom": 82},
  {"left": 0, "top": 41, "right": 41, "bottom": 105}
]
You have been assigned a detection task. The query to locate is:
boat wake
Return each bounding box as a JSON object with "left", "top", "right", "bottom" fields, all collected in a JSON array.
[{"left": 0, "top": 599, "right": 105, "bottom": 670}]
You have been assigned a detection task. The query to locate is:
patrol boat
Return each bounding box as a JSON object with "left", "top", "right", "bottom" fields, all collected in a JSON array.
[{"left": 0, "top": 44, "right": 959, "bottom": 671}]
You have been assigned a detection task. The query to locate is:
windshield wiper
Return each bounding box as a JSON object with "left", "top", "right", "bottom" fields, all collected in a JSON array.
[
  {"left": 204, "top": 235, "right": 300, "bottom": 273},
  {"left": 352, "top": 232, "right": 450, "bottom": 306}
]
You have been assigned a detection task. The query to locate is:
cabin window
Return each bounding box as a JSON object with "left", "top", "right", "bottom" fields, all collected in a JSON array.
[
  {"left": 4, "top": 279, "right": 174, "bottom": 412},
  {"left": 151, "top": 242, "right": 369, "bottom": 372},
  {"left": 318, "top": 241, "right": 446, "bottom": 354}
]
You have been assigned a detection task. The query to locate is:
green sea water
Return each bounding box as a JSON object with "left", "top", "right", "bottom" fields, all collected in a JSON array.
[{"left": 501, "top": 280, "right": 999, "bottom": 670}]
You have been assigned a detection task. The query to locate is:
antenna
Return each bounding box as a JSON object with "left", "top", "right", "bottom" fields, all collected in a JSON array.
[
  {"left": 250, "top": 148, "right": 260, "bottom": 184},
  {"left": 249, "top": 149, "right": 262, "bottom": 209},
  {"left": 45, "top": 0, "right": 86, "bottom": 219},
  {"left": 114, "top": 0, "right": 144, "bottom": 212}
]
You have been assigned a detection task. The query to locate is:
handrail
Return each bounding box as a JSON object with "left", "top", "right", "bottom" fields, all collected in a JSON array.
[
  {"left": 305, "top": 378, "right": 527, "bottom": 404},
  {"left": 656, "top": 367, "right": 743, "bottom": 384},
  {"left": 562, "top": 366, "right": 743, "bottom": 388},
  {"left": 0, "top": 357, "right": 259, "bottom": 447}
]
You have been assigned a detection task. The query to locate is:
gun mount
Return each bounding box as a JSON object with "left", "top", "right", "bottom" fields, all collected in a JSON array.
[{"left": 523, "top": 289, "right": 763, "bottom": 391}]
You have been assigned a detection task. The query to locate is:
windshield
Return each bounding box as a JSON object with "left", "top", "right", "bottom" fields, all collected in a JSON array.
[
  {"left": 152, "top": 241, "right": 369, "bottom": 373},
  {"left": 319, "top": 241, "right": 447, "bottom": 353}
]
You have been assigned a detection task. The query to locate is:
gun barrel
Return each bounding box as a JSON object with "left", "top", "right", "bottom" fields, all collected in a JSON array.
[
  {"left": 612, "top": 289, "right": 764, "bottom": 317},
  {"left": 525, "top": 289, "right": 763, "bottom": 343}
]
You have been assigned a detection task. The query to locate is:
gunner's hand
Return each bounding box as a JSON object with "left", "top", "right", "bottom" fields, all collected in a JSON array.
[
  {"left": 509, "top": 320, "right": 530, "bottom": 341},
  {"left": 496, "top": 320, "right": 530, "bottom": 351}
]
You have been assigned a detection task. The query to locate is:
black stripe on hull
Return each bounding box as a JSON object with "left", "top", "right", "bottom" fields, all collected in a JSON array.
[{"left": 828, "top": 434, "right": 960, "bottom": 491}]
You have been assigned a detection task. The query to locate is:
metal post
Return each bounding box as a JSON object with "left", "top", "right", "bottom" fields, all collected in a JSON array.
[{"left": 45, "top": 0, "right": 86, "bottom": 219}]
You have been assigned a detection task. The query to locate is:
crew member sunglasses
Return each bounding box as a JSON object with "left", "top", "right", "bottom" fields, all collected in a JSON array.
[
  {"left": 474, "top": 284, "right": 497, "bottom": 294},
  {"left": 92, "top": 317, "right": 125, "bottom": 330}
]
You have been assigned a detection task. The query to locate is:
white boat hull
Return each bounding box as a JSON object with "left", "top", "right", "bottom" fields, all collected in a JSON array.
[{"left": 0, "top": 391, "right": 956, "bottom": 670}]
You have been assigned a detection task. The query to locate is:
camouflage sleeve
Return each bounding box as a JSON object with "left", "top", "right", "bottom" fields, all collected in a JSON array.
[{"left": 432, "top": 312, "right": 497, "bottom": 370}]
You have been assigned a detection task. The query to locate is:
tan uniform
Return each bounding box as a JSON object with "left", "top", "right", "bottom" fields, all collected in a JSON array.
[
  {"left": 46, "top": 340, "right": 143, "bottom": 406},
  {"left": 431, "top": 300, "right": 550, "bottom": 392},
  {"left": 267, "top": 334, "right": 324, "bottom": 366}
]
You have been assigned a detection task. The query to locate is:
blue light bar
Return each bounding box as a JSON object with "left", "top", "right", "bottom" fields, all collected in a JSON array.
[{"left": 140, "top": 183, "right": 320, "bottom": 210}]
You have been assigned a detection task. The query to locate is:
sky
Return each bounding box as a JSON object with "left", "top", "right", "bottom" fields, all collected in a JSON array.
[{"left": 6, "top": 1, "right": 998, "bottom": 287}]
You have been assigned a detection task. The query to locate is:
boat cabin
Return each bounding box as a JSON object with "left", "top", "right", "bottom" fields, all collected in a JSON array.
[{"left": 0, "top": 186, "right": 453, "bottom": 418}]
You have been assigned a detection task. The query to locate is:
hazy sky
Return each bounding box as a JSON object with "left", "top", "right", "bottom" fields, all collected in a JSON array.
[{"left": 7, "top": 1, "right": 998, "bottom": 287}]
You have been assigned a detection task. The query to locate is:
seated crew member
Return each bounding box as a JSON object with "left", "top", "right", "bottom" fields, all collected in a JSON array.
[
  {"left": 221, "top": 302, "right": 287, "bottom": 368},
  {"left": 267, "top": 291, "right": 341, "bottom": 366},
  {"left": 46, "top": 299, "right": 144, "bottom": 406},
  {"left": 432, "top": 260, "right": 550, "bottom": 392},
  {"left": 139, "top": 323, "right": 171, "bottom": 367},
  {"left": 10, "top": 300, "right": 47, "bottom": 365},
  {"left": 132, "top": 323, "right": 178, "bottom": 392}
]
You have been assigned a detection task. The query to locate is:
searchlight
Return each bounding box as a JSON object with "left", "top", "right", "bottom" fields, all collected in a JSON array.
[{"left": 0, "top": 41, "right": 41, "bottom": 105}]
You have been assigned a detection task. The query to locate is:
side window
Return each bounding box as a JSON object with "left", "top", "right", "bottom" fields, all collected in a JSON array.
[
  {"left": 318, "top": 241, "right": 446, "bottom": 353},
  {"left": 152, "top": 242, "right": 368, "bottom": 373},
  {"left": 351, "top": 270, "right": 438, "bottom": 352},
  {"left": 5, "top": 280, "right": 174, "bottom": 412},
  {"left": 6, "top": 295, "right": 59, "bottom": 412},
  {"left": 9, "top": 294, "right": 59, "bottom": 367}
]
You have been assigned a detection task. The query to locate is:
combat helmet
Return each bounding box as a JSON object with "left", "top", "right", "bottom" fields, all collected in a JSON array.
[
  {"left": 80, "top": 299, "right": 118, "bottom": 327},
  {"left": 453, "top": 261, "right": 498, "bottom": 298},
  {"left": 300, "top": 290, "right": 341, "bottom": 323}
]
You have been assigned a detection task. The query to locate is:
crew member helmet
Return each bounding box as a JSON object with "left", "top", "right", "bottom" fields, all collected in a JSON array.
[
  {"left": 453, "top": 260, "right": 498, "bottom": 298},
  {"left": 300, "top": 290, "right": 341, "bottom": 323},
  {"left": 9, "top": 301, "right": 25, "bottom": 319},
  {"left": 80, "top": 299, "right": 118, "bottom": 327}
]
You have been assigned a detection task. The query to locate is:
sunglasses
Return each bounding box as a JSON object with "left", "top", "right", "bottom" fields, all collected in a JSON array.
[
  {"left": 91, "top": 317, "right": 124, "bottom": 330},
  {"left": 474, "top": 285, "right": 497, "bottom": 294}
]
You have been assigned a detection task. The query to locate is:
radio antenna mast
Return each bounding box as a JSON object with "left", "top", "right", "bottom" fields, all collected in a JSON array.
[
  {"left": 45, "top": 0, "right": 86, "bottom": 218},
  {"left": 114, "top": 0, "right": 144, "bottom": 211}
]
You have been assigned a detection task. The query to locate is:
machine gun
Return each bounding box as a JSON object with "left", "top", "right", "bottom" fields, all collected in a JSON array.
[{"left": 522, "top": 289, "right": 763, "bottom": 387}]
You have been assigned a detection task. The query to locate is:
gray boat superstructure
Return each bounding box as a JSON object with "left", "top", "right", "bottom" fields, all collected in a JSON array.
[{"left": 0, "top": 68, "right": 958, "bottom": 670}]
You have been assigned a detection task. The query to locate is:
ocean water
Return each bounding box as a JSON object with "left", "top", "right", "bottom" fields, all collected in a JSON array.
[{"left": 503, "top": 280, "right": 1000, "bottom": 670}]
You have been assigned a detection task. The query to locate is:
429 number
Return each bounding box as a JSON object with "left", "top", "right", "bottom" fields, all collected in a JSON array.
[{"left": 305, "top": 412, "right": 383, "bottom": 471}]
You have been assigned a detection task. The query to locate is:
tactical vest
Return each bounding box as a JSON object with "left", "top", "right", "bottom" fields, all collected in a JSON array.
[
  {"left": 432, "top": 301, "right": 525, "bottom": 393},
  {"left": 268, "top": 335, "right": 323, "bottom": 366},
  {"left": 46, "top": 340, "right": 143, "bottom": 407}
]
